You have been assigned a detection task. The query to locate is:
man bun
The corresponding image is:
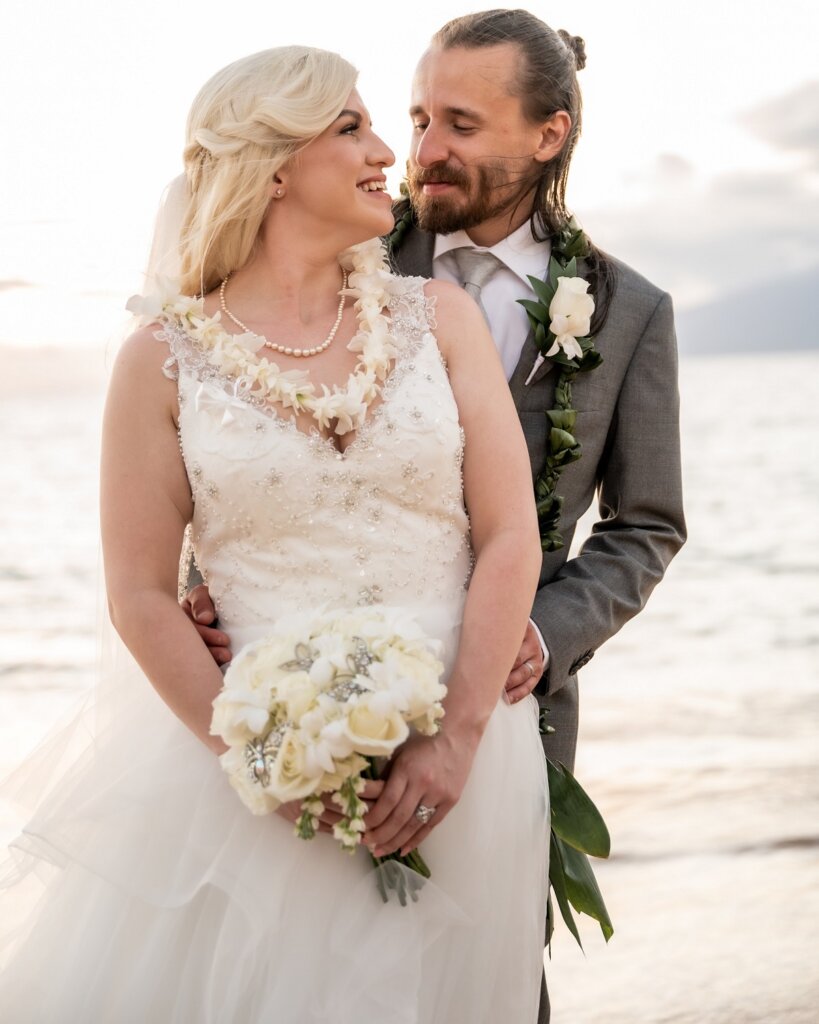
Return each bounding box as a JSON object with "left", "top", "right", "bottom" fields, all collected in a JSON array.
[{"left": 558, "top": 30, "right": 587, "bottom": 71}]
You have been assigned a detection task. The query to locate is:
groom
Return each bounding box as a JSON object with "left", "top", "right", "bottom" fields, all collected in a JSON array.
[
  {"left": 389, "top": 12, "right": 685, "bottom": 1020},
  {"left": 387, "top": 9, "right": 686, "bottom": 771}
]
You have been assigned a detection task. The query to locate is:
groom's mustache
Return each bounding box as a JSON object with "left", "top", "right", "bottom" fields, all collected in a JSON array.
[{"left": 408, "top": 163, "right": 472, "bottom": 190}]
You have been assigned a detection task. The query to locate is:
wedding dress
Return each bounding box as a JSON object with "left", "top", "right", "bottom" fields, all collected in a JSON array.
[{"left": 0, "top": 269, "right": 548, "bottom": 1022}]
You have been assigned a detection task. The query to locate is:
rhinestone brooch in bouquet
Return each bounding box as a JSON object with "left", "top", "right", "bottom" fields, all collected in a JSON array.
[{"left": 211, "top": 607, "right": 447, "bottom": 904}]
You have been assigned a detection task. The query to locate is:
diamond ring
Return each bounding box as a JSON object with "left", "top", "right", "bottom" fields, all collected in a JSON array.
[{"left": 415, "top": 804, "right": 437, "bottom": 825}]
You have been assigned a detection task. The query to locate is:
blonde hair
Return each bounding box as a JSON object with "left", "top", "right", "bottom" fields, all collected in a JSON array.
[{"left": 178, "top": 46, "right": 357, "bottom": 296}]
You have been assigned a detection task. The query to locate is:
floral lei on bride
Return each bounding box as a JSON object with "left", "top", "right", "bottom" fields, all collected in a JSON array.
[{"left": 126, "top": 238, "right": 398, "bottom": 436}]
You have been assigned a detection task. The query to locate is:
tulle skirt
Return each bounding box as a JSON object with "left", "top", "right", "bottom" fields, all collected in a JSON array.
[{"left": 0, "top": 640, "right": 548, "bottom": 1023}]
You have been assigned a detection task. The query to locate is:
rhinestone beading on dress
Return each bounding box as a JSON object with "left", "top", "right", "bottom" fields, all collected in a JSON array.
[{"left": 160, "top": 276, "right": 472, "bottom": 641}]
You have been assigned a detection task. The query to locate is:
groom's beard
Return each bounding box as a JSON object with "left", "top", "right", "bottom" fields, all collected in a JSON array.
[{"left": 406, "top": 159, "right": 536, "bottom": 235}]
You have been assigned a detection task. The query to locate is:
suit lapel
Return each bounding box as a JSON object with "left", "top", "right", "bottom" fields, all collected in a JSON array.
[
  {"left": 392, "top": 225, "right": 435, "bottom": 278},
  {"left": 508, "top": 328, "right": 554, "bottom": 403},
  {"left": 392, "top": 223, "right": 562, "bottom": 401}
]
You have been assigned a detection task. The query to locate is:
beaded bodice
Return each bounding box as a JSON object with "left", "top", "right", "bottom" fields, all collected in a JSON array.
[{"left": 160, "top": 276, "right": 472, "bottom": 653}]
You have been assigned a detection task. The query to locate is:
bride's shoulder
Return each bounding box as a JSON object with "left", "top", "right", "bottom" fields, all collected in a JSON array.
[
  {"left": 420, "top": 278, "right": 472, "bottom": 310},
  {"left": 118, "top": 321, "right": 172, "bottom": 364},
  {"left": 109, "top": 322, "right": 178, "bottom": 397},
  {"left": 418, "top": 280, "right": 488, "bottom": 363}
]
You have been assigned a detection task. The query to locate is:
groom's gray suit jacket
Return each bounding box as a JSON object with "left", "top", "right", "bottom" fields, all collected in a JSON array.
[{"left": 394, "top": 227, "right": 686, "bottom": 769}]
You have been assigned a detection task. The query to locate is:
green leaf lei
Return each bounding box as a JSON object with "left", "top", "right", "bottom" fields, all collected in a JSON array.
[
  {"left": 516, "top": 218, "right": 603, "bottom": 552},
  {"left": 389, "top": 199, "right": 613, "bottom": 948}
]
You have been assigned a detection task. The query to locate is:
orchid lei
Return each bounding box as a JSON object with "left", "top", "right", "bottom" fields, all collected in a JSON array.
[{"left": 127, "top": 238, "right": 399, "bottom": 436}]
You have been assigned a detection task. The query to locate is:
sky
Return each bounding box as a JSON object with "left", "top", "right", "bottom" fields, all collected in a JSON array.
[{"left": 1, "top": 0, "right": 817, "bottom": 347}]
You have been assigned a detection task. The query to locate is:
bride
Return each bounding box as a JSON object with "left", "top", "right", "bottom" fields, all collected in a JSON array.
[{"left": 0, "top": 46, "right": 548, "bottom": 1022}]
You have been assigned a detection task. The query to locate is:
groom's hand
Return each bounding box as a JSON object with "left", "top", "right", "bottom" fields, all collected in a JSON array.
[
  {"left": 180, "top": 584, "right": 233, "bottom": 666},
  {"left": 504, "top": 621, "right": 545, "bottom": 703}
]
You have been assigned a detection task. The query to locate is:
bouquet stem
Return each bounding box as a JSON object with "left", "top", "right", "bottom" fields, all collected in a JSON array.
[{"left": 365, "top": 759, "right": 431, "bottom": 904}]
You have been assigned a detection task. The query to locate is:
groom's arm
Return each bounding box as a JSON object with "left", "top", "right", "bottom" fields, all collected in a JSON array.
[{"left": 531, "top": 290, "right": 686, "bottom": 694}]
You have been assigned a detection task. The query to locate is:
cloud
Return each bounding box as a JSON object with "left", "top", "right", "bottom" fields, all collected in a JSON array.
[
  {"left": 740, "top": 80, "right": 819, "bottom": 163},
  {"left": 580, "top": 157, "right": 819, "bottom": 309},
  {"left": 578, "top": 79, "right": 819, "bottom": 310},
  {"left": 0, "top": 279, "right": 34, "bottom": 292}
]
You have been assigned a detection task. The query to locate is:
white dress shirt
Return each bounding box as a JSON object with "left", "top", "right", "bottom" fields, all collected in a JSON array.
[
  {"left": 432, "top": 222, "right": 552, "bottom": 675},
  {"left": 433, "top": 222, "right": 551, "bottom": 381}
]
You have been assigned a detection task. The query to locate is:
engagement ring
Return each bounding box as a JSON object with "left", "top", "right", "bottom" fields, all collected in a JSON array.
[{"left": 415, "top": 804, "right": 437, "bottom": 825}]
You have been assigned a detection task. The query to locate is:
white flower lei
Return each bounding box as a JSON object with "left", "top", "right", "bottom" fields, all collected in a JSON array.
[{"left": 126, "top": 238, "right": 398, "bottom": 436}]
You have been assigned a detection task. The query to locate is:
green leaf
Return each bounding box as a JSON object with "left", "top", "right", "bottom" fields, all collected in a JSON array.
[
  {"left": 549, "top": 831, "right": 583, "bottom": 949},
  {"left": 549, "top": 427, "right": 578, "bottom": 454},
  {"left": 547, "top": 760, "right": 611, "bottom": 858},
  {"left": 548, "top": 349, "right": 578, "bottom": 371},
  {"left": 534, "top": 323, "right": 548, "bottom": 347},
  {"left": 528, "top": 274, "right": 555, "bottom": 307},
  {"left": 579, "top": 349, "right": 604, "bottom": 373},
  {"left": 548, "top": 257, "right": 564, "bottom": 291},
  {"left": 563, "top": 256, "right": 578, "bottom": 279},
  {"left": 552, "top": 446, "right": 582, "bottom": 468},
  {"left": 546, "top": 409, "right": 577, "bottom": 431},
  {"left": 555, "top": 835, "right": 614, "bottom": 942},
  {"left": 563, "top": 230, "right": 588, "bottom": 259},
  {"left": 517, "top": 298, "right": 551, "bottom": 325}
]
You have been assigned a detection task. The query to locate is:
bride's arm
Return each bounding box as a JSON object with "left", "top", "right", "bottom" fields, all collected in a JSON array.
[
  {"left": 100, "top": 327, "right": 227, "bottom": 755},
  {"left": 364, "top": 280, "right": 541, "bottom": 856}
]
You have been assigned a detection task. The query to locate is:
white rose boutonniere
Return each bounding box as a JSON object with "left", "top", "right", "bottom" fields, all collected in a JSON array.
[{"left": 547, "top": 276, "right": 595, "bottom": 361}]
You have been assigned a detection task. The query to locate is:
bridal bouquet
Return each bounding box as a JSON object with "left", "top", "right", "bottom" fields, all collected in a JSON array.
[{"left": 211, "top": 606, "right": 446, "bottom": 896}]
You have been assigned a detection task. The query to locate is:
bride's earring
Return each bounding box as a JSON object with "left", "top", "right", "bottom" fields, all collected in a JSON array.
[{"left": 274, "top": 187, "right": 284, "bottom": 198}]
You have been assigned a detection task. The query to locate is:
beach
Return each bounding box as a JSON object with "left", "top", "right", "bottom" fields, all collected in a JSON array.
[{"left": 1, "top": 347, "right": 817, "bottom": 1021}]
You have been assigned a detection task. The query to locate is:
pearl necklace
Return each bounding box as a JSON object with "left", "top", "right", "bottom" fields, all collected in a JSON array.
[
  {"left": 219, "top": 268, "right": 349, "bottom": 358},
  {"left": 152, "top": 238, "right": 399, "bottom": 437}
]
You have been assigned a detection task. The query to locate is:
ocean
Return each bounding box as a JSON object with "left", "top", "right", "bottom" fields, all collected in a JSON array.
[{"left": 1, "top": 348, "right": 817, "bottom": 1022}]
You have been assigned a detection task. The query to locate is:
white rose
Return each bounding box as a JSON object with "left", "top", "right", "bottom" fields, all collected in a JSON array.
[
  {"left": 276, "top": 672, "right": 318, "bottom": 722},
  {"left": 547, "top": 276, "right": 594, "bottom": 361},
  {"left": 370, "top": 650, "right": 446, "bottom": 719},
  {"left": 266, "top": 732, "right": 320, "bottom": 803},
  {"left": 342, "top": 697, "right": 409, "bottom": 757},
  {"left": 317, "top": 753, "right": 369, "bottom": 794}
]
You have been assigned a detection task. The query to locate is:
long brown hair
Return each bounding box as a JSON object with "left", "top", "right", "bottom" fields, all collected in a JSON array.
[{"left": 431, "top": 9, "right": 615, "bottom": 326}]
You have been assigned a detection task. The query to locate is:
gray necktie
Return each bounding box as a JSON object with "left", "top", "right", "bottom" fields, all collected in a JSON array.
[{"left": 450, "top": 247, "right": 501, "bottom": 326}]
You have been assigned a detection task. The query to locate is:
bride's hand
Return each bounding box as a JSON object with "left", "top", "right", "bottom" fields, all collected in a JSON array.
[
  {"left": 276, "top": 780, "right": 384, "bottom": 835},
  {"left": 363, "top": 731, "right": 477, "bottom": 858}
]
